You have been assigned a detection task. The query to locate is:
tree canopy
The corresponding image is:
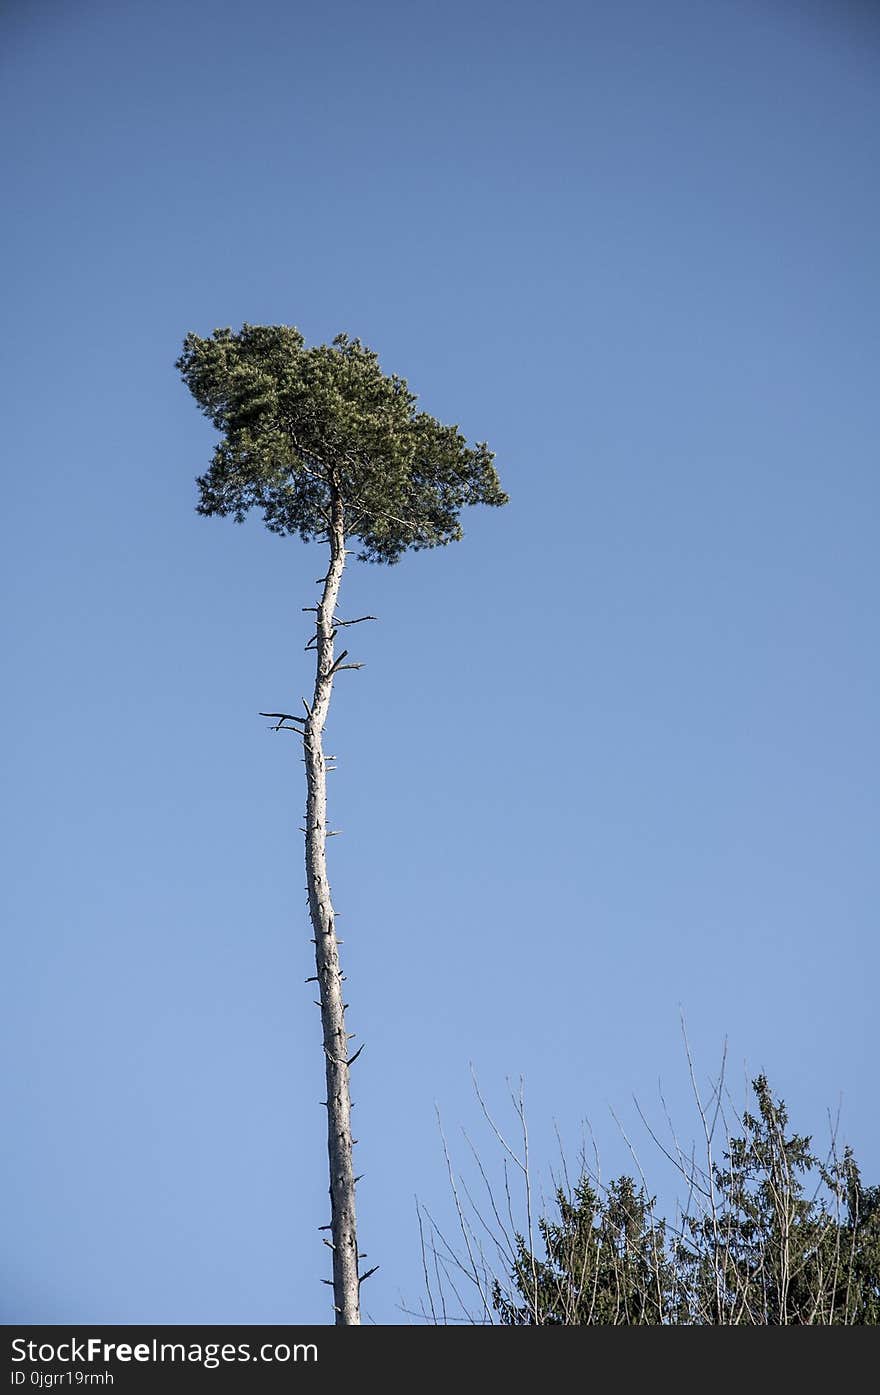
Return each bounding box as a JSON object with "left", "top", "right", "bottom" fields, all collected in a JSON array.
[
  {"left": 494, "top": 1175, "right": 674, "bottom": 1325},
  {"left": 493, "top": 1076, "right": 880, "bottom": 1325},
  {"left": 177, "top": 324, "right": 507, "bottom": 563}
]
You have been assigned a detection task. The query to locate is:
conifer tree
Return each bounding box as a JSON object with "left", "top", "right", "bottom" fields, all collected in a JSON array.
[{"left": 178, "top": 325, "right": 507, "bottom": 1323}]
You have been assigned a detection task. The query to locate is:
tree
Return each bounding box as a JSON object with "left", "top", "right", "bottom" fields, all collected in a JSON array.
[
  {"left": 177, "top": 324, "right": 507, "bottom": 1324},
  {"left": 418, "top": 1071, "right": 879, "bottom": 1324},
  {"left": 492, "top": 1076, "right": 880, "bottom": 1325},
  {"left": 672, "top": 1074, "right": 880, "bottom": 1324},
  {"left": 493, "top": 1176, "right": 676, "bottom": 1325}
]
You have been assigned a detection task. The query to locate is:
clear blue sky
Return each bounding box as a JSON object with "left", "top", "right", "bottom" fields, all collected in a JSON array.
[{"left": 2, "top": 0, "right": 877, "bottom": 1324}]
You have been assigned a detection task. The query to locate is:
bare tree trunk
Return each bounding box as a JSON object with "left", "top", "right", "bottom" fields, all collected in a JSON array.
[{"left": 303, "top": 485, "right": 361, "bottom": 1324}]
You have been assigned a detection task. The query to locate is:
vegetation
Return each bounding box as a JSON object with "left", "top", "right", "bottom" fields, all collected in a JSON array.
[
  {"left": 178, "top": 324, "right": 506, "bottom": 1323},
  {"left": 421, "top": 1072, "right": 879, "bottom": 1325}
]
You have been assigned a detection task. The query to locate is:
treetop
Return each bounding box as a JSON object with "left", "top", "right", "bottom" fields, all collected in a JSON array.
[{"left": 177, "top": 324, "right": 507, "bottom": 563}]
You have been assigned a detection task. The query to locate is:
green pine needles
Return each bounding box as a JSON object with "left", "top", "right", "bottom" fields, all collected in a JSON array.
[
  {"left": 176, "top": 324, "right": 507, "bottom": 562},
  {"left": 489, "top": 1077, "right": 880, "bottom": 1326}
]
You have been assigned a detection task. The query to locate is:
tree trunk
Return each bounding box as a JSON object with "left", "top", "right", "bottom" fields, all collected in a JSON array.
[{"left": 303, "top": 485, "right": 361, "bottom": 1324}]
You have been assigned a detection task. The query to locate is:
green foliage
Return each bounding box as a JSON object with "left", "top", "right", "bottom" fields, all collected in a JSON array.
[
  {"left": 176, "top": 325, "right": 507, "bottom": 562},
  {"left": 496, "top": 1077, "right": 879, "bottom": 1325},
  {"left": 672, "top": 1074, "right": 880, "bottom": 1324},
  {"left": 493, "top": 1176, "right": 676, "bottom": 1325}
]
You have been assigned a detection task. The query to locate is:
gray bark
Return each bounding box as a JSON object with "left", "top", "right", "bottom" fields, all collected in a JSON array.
[{"left": 303, "top": 485, "right": 361, "bottom": 1324}]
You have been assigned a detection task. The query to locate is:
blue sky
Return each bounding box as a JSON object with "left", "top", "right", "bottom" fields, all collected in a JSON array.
[{"left": 2, "top": 0, "right": 877, "bottom": 1324}]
